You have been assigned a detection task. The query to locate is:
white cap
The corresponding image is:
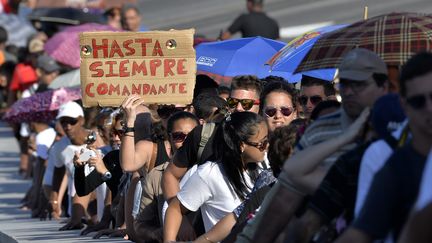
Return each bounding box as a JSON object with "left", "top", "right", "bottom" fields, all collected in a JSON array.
[{"left": 56, "top": 101, "right": 84, "bottom": 119}]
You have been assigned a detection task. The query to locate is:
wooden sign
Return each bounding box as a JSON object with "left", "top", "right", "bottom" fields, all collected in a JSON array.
[{"left": 79, "top": 29, "right": 196, "bottom": 107}]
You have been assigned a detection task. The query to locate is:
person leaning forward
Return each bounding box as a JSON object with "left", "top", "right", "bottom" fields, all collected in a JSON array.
[{"left": 235, "top": 48, "right": 390, "bottom": 243}]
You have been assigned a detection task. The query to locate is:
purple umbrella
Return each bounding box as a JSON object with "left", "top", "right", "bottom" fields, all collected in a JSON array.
[
  {"left": 44, "top": 23, "right": 120, "bottom": 68},
  {"left": 3, "top": 87, "right": 82, "bottom": 123}
]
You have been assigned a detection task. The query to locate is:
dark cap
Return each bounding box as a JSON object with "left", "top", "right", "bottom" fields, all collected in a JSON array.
[
  {"left": 370, "top": 93, "right": 406, "bottom": 139},
  {"left": 37, "top": 55, "right": 60, "bottom": 73},
  {"left": 338, "top": 48, "right": 387, "bottom": 81}
]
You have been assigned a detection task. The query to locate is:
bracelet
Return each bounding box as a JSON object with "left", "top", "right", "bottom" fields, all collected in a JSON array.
[
  {"left": 123, "top": 127, "right": 135, "bottom": 133},
  {"left": 50, "top": 200, "right": 58, "bottom": 204},
  {"left": 204, "top": 236, "right": 216, "bottom": 243},
  {"left": 124, "top": 134, "right": 134, "bottom": 137}
]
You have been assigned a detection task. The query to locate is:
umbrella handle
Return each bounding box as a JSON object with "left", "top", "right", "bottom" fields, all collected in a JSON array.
[{"left": 364, "top": 6, "right": 368, "bottom": 20}]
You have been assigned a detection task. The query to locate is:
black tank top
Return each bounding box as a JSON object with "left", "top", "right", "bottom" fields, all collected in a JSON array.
[{"left": 155, "top": 140, "right": 170, "bottom": 167}]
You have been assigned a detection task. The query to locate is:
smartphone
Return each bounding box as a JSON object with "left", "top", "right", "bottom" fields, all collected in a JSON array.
[{"left": 79, "top": 149, "right": 96, "bottom": 162}]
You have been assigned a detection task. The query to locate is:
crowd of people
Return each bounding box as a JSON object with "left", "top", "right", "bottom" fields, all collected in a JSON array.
[{"left": 1, "top": 1, "right": 432, "bottom": 243}]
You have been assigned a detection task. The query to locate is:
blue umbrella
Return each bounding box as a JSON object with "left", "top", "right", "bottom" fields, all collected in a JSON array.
[
  {"left": 196, "top": 37, "right": 294, "bottom": 84},
  {"left": 267, "top": 24, "right": 347, "bottom": 81}
]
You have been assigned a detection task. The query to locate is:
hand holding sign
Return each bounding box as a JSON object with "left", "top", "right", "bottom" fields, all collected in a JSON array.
[
  {"left": 80, "top": 29, "right": 196, "bottom": 107},
  {"left": 121, "top": 95, "right": 144, "bottom": 127}
]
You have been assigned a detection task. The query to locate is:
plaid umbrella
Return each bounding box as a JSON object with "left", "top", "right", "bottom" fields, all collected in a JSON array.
[
  {"left": 296, "top": 12, "right": 432, "bottom": 73},
  {"left": 3, "top": 87, "right": 81, "bottom": 123},
  {"left": 44, "top": 23, "right": 120, "bottom": 68}
]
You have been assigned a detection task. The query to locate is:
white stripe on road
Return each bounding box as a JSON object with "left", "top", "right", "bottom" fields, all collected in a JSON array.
[{"left": 279, "top": 21, "right": 335, "bottom": 38}]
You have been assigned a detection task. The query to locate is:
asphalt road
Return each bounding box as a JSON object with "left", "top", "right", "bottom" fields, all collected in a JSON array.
[
  {"left": 137, "top": 0, "right": 432, "bottom": 41},
  {"left": 0, "top": 122, "right": 127, "bottom": 243}
]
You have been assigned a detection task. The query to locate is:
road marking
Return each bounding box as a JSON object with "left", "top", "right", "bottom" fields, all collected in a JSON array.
[{"left": 279, "top": 21, "right": 335, "bottom": 38}]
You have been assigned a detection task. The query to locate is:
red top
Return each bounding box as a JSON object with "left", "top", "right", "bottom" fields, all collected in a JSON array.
[{"left": 9, "top": 63, "right": 38, "bottom": 92}]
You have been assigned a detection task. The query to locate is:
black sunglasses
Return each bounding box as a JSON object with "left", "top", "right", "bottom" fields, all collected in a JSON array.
[
  {"left": 299, "top": 95, "right": 324, "bottom": 106},
  {"left": 264, "top": 106, "right": 294, "bottom": 117},
  {"left": 339, "top": 79, "right": 372, "bottom": 94},
  {"left": 244, "top": 138, "right": 268, "bottom": 152},
  {"left": 406, "top": 93, "right": 432, "bottom": 110},
  {"left": 59, "top": 117, "right": 78, "bottom": 126},
  {"left": 170, "top": 131, "right": 188, "bottom": 143},
  {"left": 227, "top": 97, "right": 260, "bottom": 111},
  {"left": 111, "top": 129, "right": 124, "bottom": 137}
]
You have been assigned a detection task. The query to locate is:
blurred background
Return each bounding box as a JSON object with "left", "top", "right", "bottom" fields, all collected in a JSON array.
[{"left": 137, "top": 0, "right": 432, "bottom": 41}]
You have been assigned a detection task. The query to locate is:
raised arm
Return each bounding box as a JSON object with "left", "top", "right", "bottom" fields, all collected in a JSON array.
[
  {"left": 120, "top": 95, "right": 153, "bottom": 172},
  {"left": 284, "top": 108, "right": 370, "bottom": 193}
]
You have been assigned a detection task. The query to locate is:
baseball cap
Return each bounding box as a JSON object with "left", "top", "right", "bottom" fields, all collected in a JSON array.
[
  {"left": 338, "top": 48, "right": 387, "bottom": 81},
  {"left": 37, "top": 55, "right": 60, "bottom": 73},
  {"left": 28, "top": 39, "right": 44, "bottom": 54},
  {"left": 57, "top": 101, "right": 84, "bottom": 119},
  {"left": 370, "top": 93, "right": 406, "bottom": 139}
]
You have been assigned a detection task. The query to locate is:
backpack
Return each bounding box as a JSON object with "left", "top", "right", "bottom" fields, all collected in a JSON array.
[{"left": 197, "top": 122, "right": 216, "bottom": 164}]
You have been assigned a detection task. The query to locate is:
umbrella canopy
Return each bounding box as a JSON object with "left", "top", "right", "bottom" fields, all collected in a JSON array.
[
  {"left": 49, "top": 69, "right": 80, "bottom": 89},
  {"left": 195, "top": 37, "right": 295, "bottom": 85},
  {"left": 296, "top": 12, "right": 432, "bottom": 73},
  {"left": 0, "top": 14, "right": 36, "bottom": 47},
  {"left": 29, "top": 8, "right": 104, "bottom": 25},
  {"left": 3, "top": 87, "right": 82, "bottom": 123},
  {"left": 267, "top": 24, "right": 347, "bottom": 81},
  {"left": 45, "top": 23, "right": 120, "bottom": 68},
  {"left": 35, "top": 0, "right": 136, "bottom": 9}
]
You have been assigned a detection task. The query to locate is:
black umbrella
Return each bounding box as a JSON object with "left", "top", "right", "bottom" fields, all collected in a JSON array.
[{"left": 28, "top": 8, "right": 105, "bottom": 37}]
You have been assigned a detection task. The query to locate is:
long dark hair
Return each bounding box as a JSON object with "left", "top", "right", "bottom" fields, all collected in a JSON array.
[{"left": 213, "top": 112, "right": 265, "bottom": 200}]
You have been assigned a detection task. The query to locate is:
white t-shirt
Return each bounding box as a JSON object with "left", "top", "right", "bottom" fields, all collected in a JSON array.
[
  {"left": 355, "top": 120, "right": 408, "bottom": 216},
  {"left": 43, "top": 136, "right": 71, "bottom": 186},
  {"left": 414, "top": 150, "right": 432, "bottom": 211},
  {"left": 19, "top": 83, "right": 39, "bottom": 137},
  {"left": 35, "top": 127, "right": 56, "bottom": 160},
  {"left": 61, "top": 144, "right": 86, "bottom": 197},
  {"left": 52, "top": 136, "right": 72, "bottom": 168},
  {"left": 355, "top": 120, "right": 409, "bottom": 243},
  {"left": 176, "top": 161, "right": 253, "bottom": 232}
]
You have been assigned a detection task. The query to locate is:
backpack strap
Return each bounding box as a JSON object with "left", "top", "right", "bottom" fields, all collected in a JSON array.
[
  {"left": 197, "top": 123, "right": 215, "bottom": 164},
  {"left": 383, "top": 135, "right": 398, "bottom": 150}
]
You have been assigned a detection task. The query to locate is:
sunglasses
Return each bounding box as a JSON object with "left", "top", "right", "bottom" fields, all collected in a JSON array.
[
  {"left": 299, "top": 95, "right": 324, "bottom": 106},
  {"left": 157, "top": 105, "right": 185, "bottom": 119},
  {"left": 339, "top": 79, "right": 372, "bottom": 94},
  {"left": 264, "top": 106, "right": 294, "bottom": 117},
  {"left": 170, "top": 131, "right": 188, "bottom": 143},
  {"left": 244, "top": 138, "right": 268, "bottom": 152},
  {"left": 59, "top": 117, "right": 78, "bottom": 126},
  {"left": 111, "top": 129, "right": 124, "bottom": 137},
  {"left": 227, "top": 97, "right": 260, "bottom": 111},
  {"left": 406, "top": 93, "right": 432, "bottom": 110}
]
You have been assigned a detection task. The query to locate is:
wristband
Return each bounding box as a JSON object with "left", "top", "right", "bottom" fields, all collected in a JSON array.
[{"left": 123, "top": 127, "right": 135, "bottom": 133}]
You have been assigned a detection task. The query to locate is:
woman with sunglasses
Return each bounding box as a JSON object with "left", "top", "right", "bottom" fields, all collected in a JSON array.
[
  {"left": 163, "top": 112, "right": 268, "bottom": 242},
  {"left": 134, "top": 111, "right": 199, "bottom": 242},
  {"left": 73, "top": 111, "right": 126, "bottom": 234},
  {"left": 259, "top": 80, "right": 298, "bottom": 132}
]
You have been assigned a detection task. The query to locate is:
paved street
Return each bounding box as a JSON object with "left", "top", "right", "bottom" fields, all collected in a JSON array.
[
  {"left": 138, "top": 0, "right": 432, "bottom": 41},
  {"left": 0, "top": 122, "right": 125, "bottom": 243}
]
